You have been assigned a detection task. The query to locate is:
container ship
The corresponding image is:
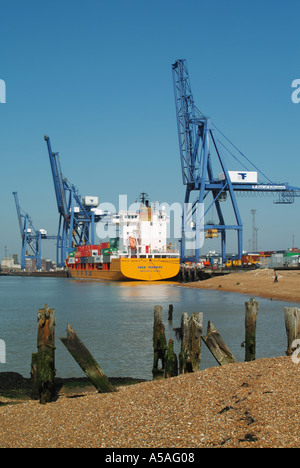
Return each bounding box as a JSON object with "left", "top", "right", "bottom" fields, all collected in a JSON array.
[{"left": 65, "top": 201, "right": 180, "bottom": 281}]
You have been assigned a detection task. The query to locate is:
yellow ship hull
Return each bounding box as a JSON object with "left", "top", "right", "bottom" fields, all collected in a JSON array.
[{"left": 66, "top": 257, "right": 180, "bottom": 282}]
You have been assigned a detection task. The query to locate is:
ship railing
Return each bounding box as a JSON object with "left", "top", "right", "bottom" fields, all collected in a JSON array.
[{"left": 123, "top": 252, "right": 180, "bottom": 259}]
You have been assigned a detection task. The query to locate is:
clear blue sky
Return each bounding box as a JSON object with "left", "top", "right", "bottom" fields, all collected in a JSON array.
[{"left": 1, "top": 0, "right": 300, "bottom": 261}]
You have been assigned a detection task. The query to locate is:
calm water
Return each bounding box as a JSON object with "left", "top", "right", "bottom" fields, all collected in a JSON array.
[{"left": 0, "top": 276, "right": 296, "bottom": 380}]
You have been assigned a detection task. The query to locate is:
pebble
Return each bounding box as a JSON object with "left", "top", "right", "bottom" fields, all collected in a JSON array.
[{"left": 0, "top": 356, "right": 299, "bottom": 448}]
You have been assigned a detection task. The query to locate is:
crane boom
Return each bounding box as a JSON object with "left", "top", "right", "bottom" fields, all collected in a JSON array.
[
  {"left": 44, "top": 135, "right": 101, "bottom": 266},
  {"left": 172, "top": 59, "right": 205, "bottom": 187},
  {"left": 13, "top": 192, "right": 24, "bottom": 238},
  {"left": 44, "top": 135, "right": 69, "bottom": 221}
]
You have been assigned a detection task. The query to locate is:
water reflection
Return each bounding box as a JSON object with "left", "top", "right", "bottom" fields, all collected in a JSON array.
[{"left": 0, "top": 277, "right": 297, "bottom": 380}]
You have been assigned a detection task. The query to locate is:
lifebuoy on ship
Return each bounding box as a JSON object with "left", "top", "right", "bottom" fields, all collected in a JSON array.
[{"left": 129, "top": 236, "right": 137, "bottom": 250}]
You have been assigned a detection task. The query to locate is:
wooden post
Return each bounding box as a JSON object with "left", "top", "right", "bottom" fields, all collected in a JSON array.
[
  {"left": 284, "top": 307, "right": 300, "bottom": 356},
  {"left": 168, "top": 304, "right": 173, "bottom": 322},
  {"left": 60, "top": 324, "right": 117, "bottom": 393},
  {"left": 165, "top": 339, "right": 178, "bottom": 378},
  {"left": 245, "top": 298, "right": 259, "bottom": 362},
  {"left": 31, "top": 304, "right": 56, "bottom": 404},
  {"left": 202, "top": 321, "right": 236, "bottom": 366},
  {"left": 152, "top": 305, "right": 167, "bottom": 379},
  {"left": 179, "top": 312, "right": 203, "bottom": 374}
]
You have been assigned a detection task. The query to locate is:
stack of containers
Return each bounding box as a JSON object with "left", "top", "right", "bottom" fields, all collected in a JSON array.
[
  {"left": 67, "top": 241, "right": 121, "bottom": 265},
  {"left": 68, "top": 250, "right": 76, "bottom": 264}
]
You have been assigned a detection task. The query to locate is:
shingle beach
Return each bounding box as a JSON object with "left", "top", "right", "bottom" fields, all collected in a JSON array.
[{"left": 0, "top": 356, "right": 299, "bottom": 448}]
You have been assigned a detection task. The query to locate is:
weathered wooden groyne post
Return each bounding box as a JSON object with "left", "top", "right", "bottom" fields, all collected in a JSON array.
[
  {"left": 245, "top": 298, "right": 259, "bottom": 362},
  {"left": 284, "top": 307, "right": 300, "bottom": 356},
  {"left": 202, "top": 321, "right": 236, "bottom": 366},
  {"left": 31, "top": 305, "right": 56, "bottom": 404},
  {"left": 152, "top": 305, "right": 167, "bottom": 379},
  {"left": 60, "top": 324, "right": 117, "bottom": 393},
  {"left": 165, "top": 339, "right": 178, "bottom": 378},
  {"left": 168, "top": 304, "right": 173, "bottom": 322},
  {"left": 179, "top": 312, "right": 203, "bottom": 373}
]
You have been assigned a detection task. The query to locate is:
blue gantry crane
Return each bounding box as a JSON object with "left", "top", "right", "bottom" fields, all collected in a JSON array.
[
  {"left": 172, "top": 59, "right": 300, "bottom": 264},
  {"left": 13, "top": 191, "right": 44, "bottom": 270},
  {"left": 44, "top": 135, "right": 101, "bottom": 267}
]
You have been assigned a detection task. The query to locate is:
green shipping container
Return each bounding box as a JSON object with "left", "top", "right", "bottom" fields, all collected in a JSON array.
[
  {"left": 285, "top": 252, "right": 300, "bottom": 257},
  {"left": 102, "top": 248, "right": 118, "bottom": 256},
  {"left": 110, "top": 237, "right": 120, "bottom": 248}
]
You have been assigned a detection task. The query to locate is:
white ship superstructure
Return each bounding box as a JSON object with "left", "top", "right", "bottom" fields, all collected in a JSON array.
[{"left": 110, "top": 202, "right": 175, "bottom": 257}]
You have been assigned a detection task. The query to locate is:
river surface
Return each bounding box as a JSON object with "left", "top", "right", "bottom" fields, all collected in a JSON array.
[{"left": 0, "top": 276, "right": 296, "bottom": 380}]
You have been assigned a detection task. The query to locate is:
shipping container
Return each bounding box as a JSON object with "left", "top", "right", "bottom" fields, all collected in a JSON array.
[
  {"left": 80, "top": 250, "right": 98, "bottom": 257},
  {"left": 110, "top": 238, "right": 119, "bottom": 248},
  {"left": 89, "top": 245, "right": 101, "bottom": 250},
  {"left": 82, "top": 250, "right": 91, "bottom": 257},
  {"left": 93, "top": 255, "right": 103, "bottom": 263},
  {"left": 285, "top": 251, "right": 300, "bottom": 257}
]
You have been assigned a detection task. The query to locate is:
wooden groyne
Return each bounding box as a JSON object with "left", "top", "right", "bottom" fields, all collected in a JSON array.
[
  {"left": 152, "top": 301, "right": 300, "bottom": 378},
  {"left": 30, "top": 306, "right": 117, "bottom": 404},
  {"left": 8, "top": 300, "right": 300, "bottom": 405}
]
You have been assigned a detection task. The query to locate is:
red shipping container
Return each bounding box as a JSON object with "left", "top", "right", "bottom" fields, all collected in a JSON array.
[
  {"left": 79, "top": 251, "right": 88, "bottom": 257},
  {"left": 90, "top": 245, "right": 100, "bottom": 250}
]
